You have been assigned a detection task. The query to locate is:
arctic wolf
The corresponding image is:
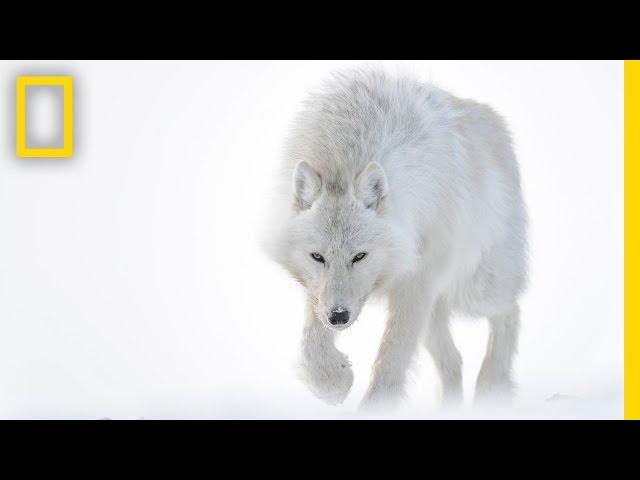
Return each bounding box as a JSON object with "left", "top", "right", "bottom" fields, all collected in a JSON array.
[{"left": 267, "top": 69, "right": 528, "bottom": 409}]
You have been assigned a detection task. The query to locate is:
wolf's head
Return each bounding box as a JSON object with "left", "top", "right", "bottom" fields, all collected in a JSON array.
[{"left": 273, "top": 160, "right": 416, "bottom": 330}]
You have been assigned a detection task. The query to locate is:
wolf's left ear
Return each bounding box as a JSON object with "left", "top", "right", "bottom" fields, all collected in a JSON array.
[{"left": 355, "top": 162, "right": 388, "bottom": 211}]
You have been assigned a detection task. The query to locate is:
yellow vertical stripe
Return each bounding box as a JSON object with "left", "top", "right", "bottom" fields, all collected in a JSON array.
[
  {"left": 63, "top": 77, "right": 73, "bottom": 157},
  {"left": 625, "top": 60, "right": 640, "bottom": 419}
]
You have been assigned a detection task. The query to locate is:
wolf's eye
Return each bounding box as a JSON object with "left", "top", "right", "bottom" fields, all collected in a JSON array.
[
  {"left": 310, "top": 253, "right": 325, "bottom": 263},
  {"left": 352, "top": 252, "right": 367, "bottom": 263}
]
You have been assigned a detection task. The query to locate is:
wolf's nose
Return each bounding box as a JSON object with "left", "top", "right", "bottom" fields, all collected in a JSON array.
[{"left": 329, "top": 309, "right": 350, "bottom": 325}]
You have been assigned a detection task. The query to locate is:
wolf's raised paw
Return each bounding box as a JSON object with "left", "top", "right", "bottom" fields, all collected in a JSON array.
[{"left": 300, "top": 351, "right": 354, "bottom": 405}]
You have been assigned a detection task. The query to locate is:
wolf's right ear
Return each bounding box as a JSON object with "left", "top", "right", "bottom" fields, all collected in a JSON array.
[{"left": 293, "top": 161, "right": 322, "bottom": 210}]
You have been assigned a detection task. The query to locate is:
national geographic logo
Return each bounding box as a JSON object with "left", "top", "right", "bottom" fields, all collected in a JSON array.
[{"left": 16, "top": 76, "right": 73, "bottom": 158}]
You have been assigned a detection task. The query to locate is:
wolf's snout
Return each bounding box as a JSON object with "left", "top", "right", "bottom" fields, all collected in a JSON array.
[{"left": 329, "top": 308, "right": 350, "bottom": 325}]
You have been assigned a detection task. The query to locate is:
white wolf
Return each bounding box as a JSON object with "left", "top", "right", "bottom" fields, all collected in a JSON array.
[{"left": 266, "top": 69, "right": 528, "bottom": 410}]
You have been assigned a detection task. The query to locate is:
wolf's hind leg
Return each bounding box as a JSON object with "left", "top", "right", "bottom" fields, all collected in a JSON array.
[
  {"left": 424, "top": 299, "right": 463, "bottom": 405},
  {"left": 300, "top": 297, "right": 354, "bottom": 405},
  {"left": 475, "top": 305, "right": 520, "bottom": 402}
]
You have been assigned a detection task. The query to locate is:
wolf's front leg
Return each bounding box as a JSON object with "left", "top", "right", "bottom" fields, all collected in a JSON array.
[
  {"left": 299, "top": 298, "right": 354, "bottom": 405},
  {"left": 361, "top": 273, "right": 435, "bottom": 411}
]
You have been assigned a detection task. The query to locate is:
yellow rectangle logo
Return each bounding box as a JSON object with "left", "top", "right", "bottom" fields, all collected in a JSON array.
[{"left": 16, "top": 76, "right": 73, "bottom": 158}]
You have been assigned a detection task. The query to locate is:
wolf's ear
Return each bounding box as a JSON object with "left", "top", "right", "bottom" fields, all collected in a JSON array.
[
  {"left": 293, "top": 161, "right": 322, "bottom": 210},
  {"left": 355, "top": 162, "right": 388, "bottom": 211}
]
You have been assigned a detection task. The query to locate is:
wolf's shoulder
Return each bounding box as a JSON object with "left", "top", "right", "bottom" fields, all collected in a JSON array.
[
  {"left": 303, "top": 67, "right": 450, "bottom": 119},
  {"left": 288, "top": 68, "right": 454, "bottom": 158},
  {"left": 284, "top": 69, "right": 479, "bottom": 185}
]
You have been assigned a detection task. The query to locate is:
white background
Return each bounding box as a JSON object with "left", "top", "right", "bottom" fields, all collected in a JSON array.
[{"left": 0, "top": 61, "right": 623, "bottom": 419}]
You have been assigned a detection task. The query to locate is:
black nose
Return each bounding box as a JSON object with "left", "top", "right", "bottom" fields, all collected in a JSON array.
[{"left": 329, "top": 309, "right": 350, "bottom": 325}]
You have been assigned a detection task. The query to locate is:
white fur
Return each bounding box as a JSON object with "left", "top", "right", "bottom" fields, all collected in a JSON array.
[{"left": 266, "top": 69, "right": 528, "bottom": 410}]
